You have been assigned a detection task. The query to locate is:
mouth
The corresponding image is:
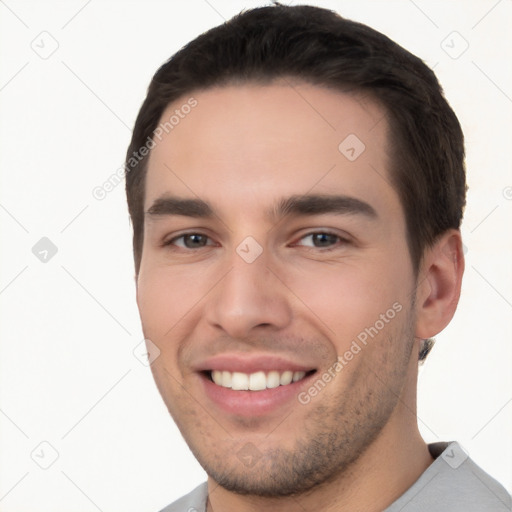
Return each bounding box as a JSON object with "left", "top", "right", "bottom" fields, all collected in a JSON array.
[
  {"left": 204, "top": 369, "right": 316, "bottom": 391},
  {"left": 194, "top": 354, "right": 319, "bottom": 417},
  {"left": 196, "top": 355, "right": 318, "bottom": 417}
]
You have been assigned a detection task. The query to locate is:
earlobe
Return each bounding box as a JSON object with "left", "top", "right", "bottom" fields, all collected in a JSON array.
[{"left": 414, "top": 230, "right": 465, "bottom": 340}]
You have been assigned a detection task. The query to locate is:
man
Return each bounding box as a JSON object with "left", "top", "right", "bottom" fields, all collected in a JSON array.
[{"left": 125, "top": 4, "right": 511, "bottom": 511}]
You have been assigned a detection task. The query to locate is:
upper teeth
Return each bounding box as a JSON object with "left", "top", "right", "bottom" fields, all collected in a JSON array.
[{"left": 211, "top": 370, "right": 307, "bottom": 391}]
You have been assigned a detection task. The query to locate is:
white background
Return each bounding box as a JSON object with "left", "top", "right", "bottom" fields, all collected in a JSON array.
[{"left": 0, "top": 1, "right": 511, "bottom": 511}]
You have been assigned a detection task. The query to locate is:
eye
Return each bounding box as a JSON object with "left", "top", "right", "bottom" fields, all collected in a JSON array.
[
  {"left": 165, "top": 233, "right": 215, "bottom": 249},
  {"left": 295, "top": 232, "right": 348, "bottom": 249}
]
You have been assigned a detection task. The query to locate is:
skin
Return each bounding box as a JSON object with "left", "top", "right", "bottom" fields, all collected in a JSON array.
[{"left": 136, "top": 82, "right": 464, "bottom": 512}]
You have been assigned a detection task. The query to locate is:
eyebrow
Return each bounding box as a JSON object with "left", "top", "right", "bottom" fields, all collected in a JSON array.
[
  {"left": 146, "top": 197, "right": 213, "bottom": 217},
  {"left": 272, "top": 194, "right": 377, "bottom": 220},
  {"left": 145, "top": 194, "right": 377, "bottom": 220}
]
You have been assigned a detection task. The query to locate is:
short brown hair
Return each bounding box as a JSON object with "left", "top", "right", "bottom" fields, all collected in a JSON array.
[{"left": 125, "top": 5, "right": 466, "bottom": 359}]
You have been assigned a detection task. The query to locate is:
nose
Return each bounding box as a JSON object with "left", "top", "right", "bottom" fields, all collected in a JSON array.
[{"left": 204, "top": 249, "right": 293, "bottom": 339}]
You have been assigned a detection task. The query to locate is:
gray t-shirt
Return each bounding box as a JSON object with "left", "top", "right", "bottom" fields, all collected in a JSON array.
[{"left": 159, "top": 442, "right": 511, "bottom": 511}]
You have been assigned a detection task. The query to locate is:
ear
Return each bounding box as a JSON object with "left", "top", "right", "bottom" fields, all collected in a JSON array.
[{"left": 414, "top": 229, "right": 465, "bottom": 339}]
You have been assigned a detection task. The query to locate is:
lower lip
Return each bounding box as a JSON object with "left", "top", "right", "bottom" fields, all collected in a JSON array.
[{"left": 199, "top": 372, "right": 316, "bottom": 417}]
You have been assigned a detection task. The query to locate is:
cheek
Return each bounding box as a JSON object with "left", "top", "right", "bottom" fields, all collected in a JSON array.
[
  {"left": 136, "top": 261, "right": 204, "bottom": 340},
  {"left": 287, "top": 259, "right": 409, "bottom": 347},
  {"left": 137, "top": 266, "right": 196, "bottom": 396},
  {"left": 136, "top": 274, "right": 171, "bottom": 338}
]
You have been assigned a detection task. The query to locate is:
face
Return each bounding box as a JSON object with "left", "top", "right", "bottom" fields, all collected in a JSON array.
[{"left": 136, "top": 82, "right": 419, "bottom": 495}]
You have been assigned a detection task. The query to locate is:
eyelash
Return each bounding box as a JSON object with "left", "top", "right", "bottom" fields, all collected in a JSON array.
[
  {"left": 293, "top": 232, "right": 350, "bottom": 250},
  {"left": 162, "top": 231, "right": 350, "bottom": 251}
]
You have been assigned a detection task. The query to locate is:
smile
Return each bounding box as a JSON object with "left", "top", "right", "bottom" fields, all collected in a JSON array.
[{"left": 209, "top": 369, "right": 311, "bottom": 391}]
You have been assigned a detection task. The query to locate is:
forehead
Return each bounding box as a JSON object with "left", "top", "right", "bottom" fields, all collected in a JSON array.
[{"left": 144, "top": 82, "right": 399, "bottom": 220}]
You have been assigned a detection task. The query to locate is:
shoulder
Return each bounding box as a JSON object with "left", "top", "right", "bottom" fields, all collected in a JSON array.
[
  {"left": 385, "top": 442, "right": 511, "bottom": 512},
  {"left": 157, "top": 482, "right": 208, "bottom": 512}
]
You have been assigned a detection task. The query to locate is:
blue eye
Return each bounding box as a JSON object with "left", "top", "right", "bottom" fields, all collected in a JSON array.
[
  {"left": 168, "top": 233, "right": 213, "bottom": 249},
  {"left": 297, "top": 232, "right": 345, "bottom": 248}
]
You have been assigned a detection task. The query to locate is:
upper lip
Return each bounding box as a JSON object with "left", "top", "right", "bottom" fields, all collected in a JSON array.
[{"left": 195, "top": 354, "right": 316, "bottom": 374}]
